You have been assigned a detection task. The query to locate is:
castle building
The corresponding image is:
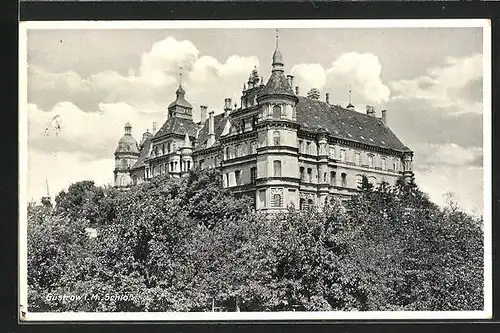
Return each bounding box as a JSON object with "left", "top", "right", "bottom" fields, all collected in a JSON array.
[{"left": 114, "top": 37, "right": 414, "bottom": 211}]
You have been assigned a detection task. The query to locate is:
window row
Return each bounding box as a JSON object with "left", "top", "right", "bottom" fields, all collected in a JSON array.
[
  {"left": 146, "top": 160, "right": 193, "bottom": 178},
  {"left": 224, "top": 167, "right": 258, "bottom": 187},
  {"left": 224, "top": 142, "right": 257, "bottom": 160}
]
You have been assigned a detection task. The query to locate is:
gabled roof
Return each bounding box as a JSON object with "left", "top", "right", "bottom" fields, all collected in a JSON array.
[
  {"left": 131, "top": 136, "right": 152, "bottom": 170},
  {"left": 152, "top": 116, "right": 198, "bottom": 140},
  {"left": 295, "top": 96, "right": 409, "bottom": 152},
  {"left": 194, "top": 113, "right": 227, "bottom": 151}
]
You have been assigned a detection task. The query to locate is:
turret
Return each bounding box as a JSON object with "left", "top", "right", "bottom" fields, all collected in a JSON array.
[{"left": 114, "top": 122, "right": 140, "bottom": 188}]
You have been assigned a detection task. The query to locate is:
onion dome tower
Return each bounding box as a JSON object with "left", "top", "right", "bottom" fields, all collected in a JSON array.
[{"left": 114, "top": 122, "right": 140, "bottom": 188}]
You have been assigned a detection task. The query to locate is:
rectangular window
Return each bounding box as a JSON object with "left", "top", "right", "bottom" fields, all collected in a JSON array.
[
  {"left": 340, "top": 149, "right": 346, "bottom": 163},
  {"left": 273, "top": 160, "right": 282, "bottom": 177},
  {"left": 259, "top": 189, "right": 267, "bottom": 207},
  {"left": 299, "top": 140, "right": 303, "bottom": 153},
  {"left": 329, "top": 147, "right": 335, "bottom": 159},
  {"left": 354, "top": 152, "right": 361, "bottom": 166},
  {"left": 235, "top": 145, "right": 241, "bottom": 158},
  {"left": 307, "top": 168, "right": 313, "bottom": 183},
  {"left": 251, "top": 167, "right": 257, "bottom": 185},
  {"left": 306, "top": 142, "right": 311, "bottom": 154},
  {"left": 381, "top": 158, "right": 386, "bottom": 170},
  {"left": 300, "top": 167, "right": 305, "bottom": 181},
  {"left": 235, "top": 170, "right": 241, "bottom": 185}
]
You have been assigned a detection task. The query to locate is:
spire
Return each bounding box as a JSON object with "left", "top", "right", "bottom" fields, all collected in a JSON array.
[
  {"left": 176, "top": 66, "right": 185, "bottom": 96},
  {"left": 347, "top": 86, "right": 354, "bottom": 109},
  {"left": 45, "top": 179, "right": 50, "bottom": 197},
  {"left": 272, "top": 28, "right": 284, "bottom": 72}
]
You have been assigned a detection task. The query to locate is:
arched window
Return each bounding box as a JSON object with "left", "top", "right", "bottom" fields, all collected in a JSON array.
[
  {"left": 368, "top": 155, "right": 374, "bottom": 168},
  {"left": 307, "top": 198, "right": 314, "bottom": 207},
  {"left": 381, "top": 157, "right": 387, "bottom": 170},
  {"left": 300, "top": 198, "right": 305, "bottom": 210},
  {"left": 307, "top": 168, "right": 313, "bottom": 183},
  {"left": 272, "top": 193, "right": 283, "bottom": 207},
  {"left": 273, "top": 105, "right": 282, "bottom": 119},
  {"left": 273, "top": 160, "right": 282, "bottom": 177},
  {"left": 330, "top": 171, "right": 336, "bottom": 186},
  {"left": 300, "top": 167, "right": 305, "bottom": 181},
  {"left": 341, "top": 173, "right": 347, "bottom": 187},
  {"left": 160, "top": 164, "right": 165, "bottom": 174},
  {"left": 273, "top": 131, "right": 281, "bottom": 146},
  {"left": 225, "top": 147, "right": 230, "bottom": 160}
]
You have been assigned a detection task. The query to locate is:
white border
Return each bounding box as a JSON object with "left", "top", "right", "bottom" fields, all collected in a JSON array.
[{"left": 18, "top": 19, "right": 492, "bottom": 322}]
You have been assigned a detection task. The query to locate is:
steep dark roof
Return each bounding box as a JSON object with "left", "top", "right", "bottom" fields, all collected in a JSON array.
[
  {"left": 194, "top": 113, "right": 226, "bottom": 151},
  {"left": 115, "top": 134, "right": 140, "bottom": 154},
  {"left": 168, "top": 85, "right": 193, "bottom": 109},
  {"left": 296, "top": 97, "right": 409, "bottom": 152},
  {"left": 258, "top": 71, "right": 295, "bottom": 97},
  {"left": 152, "top": 116, "right": 198, "bottom": 140},
  {"left": 131, "top": 137, "right": 152, "bottom": 170}
]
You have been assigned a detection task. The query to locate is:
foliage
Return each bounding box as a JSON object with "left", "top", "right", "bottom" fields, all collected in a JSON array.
[{"left": 27, "top": 170, "right": 484, "bottom": 312}]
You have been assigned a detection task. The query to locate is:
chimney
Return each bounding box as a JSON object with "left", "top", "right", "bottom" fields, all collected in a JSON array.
[
  {"left": 366, "top": 105, "right": 375, "bottom": 117},
  {"left": 325, "top": 93, "right": 330, "bottom": 105},
  {"left": 295, "top": 86, "right": 300, "bottom": 95},
  {"left": 152, "top": 122, "right": 157, "bottom": 135},
  {"left": 381, "top": 109, "right": 387, "bottom": 125},
  {"left": 224, "top": 98, "right": 232, "bottom": 117},
  {"left": 207, "top": 111, "right": 215, "bottom": 147},
  {"left": 200, "top": 105, "right": 208, "bottom": 124},
  {"left": 286, "top": 75, "right": 294, "bottom": 88}
]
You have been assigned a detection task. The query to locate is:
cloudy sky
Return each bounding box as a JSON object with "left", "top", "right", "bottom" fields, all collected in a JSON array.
[{"left": 23, "top": 24, "right": 485, "bottom": 215}]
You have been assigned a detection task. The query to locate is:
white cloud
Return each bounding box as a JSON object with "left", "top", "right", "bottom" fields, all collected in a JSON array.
[
  {"left": 27, "top": 149, "right": 114, "bottom": 203},
  {"left": 28, "top": 36, "right": 259, "bottom": 123},
  {"left": 389, "top": 53, "right": 483, "bottom": 114},
  {"left": 413, "top": 143, "right": 482, "bottom": 167},
  {"left": 291, "top": 63, "right": 327, "bottom": 92},
  {"left": 291, "top": 52, "right": 390, "bottom": 106},
  {"left": 27, "top": 102, "right": 162, "bottom": 158},
  {"left": 415, "top": 164, "right": 483, "bottom": 216},
  {"left": 326, "top": 52, "right": 391, "bottom": 104}
]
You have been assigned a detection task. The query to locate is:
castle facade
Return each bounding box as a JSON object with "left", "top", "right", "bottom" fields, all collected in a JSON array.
[{"left": 114, "top": 39, "right": 414, "bottom": 212}]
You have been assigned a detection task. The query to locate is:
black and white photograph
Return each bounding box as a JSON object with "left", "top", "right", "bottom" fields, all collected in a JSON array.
[{"left": 18, "top": 19, "right": 491, "bottom": 321}]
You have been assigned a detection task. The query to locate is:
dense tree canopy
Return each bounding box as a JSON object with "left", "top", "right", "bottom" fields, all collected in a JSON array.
[{"left": 27, "top": 171, "right": 484, "bottom": 312}]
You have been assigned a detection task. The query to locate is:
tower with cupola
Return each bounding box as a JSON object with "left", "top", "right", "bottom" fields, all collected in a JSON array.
[
  {"left": 254, "top": 31, "right": 300, "bottom": 211},
  {"left": 114, "top": 122, "right": 140, "bottom": 188}
]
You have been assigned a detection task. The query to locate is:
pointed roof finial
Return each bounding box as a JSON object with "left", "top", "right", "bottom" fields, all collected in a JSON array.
[
  {"left": 347, "top": 85, "right": 354, "bottom": 109},
  {"left": 276, "top": 28, "right": 279, "bottom": 49},
  {"left": 45, "top": 179, "right": 50, "bottom": 197},
  {"left": 179, "top": 66, "right": 183, "bottom": 86},
  {"left": 272, "top": 29, "right": 284, "bottom": 71}
]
